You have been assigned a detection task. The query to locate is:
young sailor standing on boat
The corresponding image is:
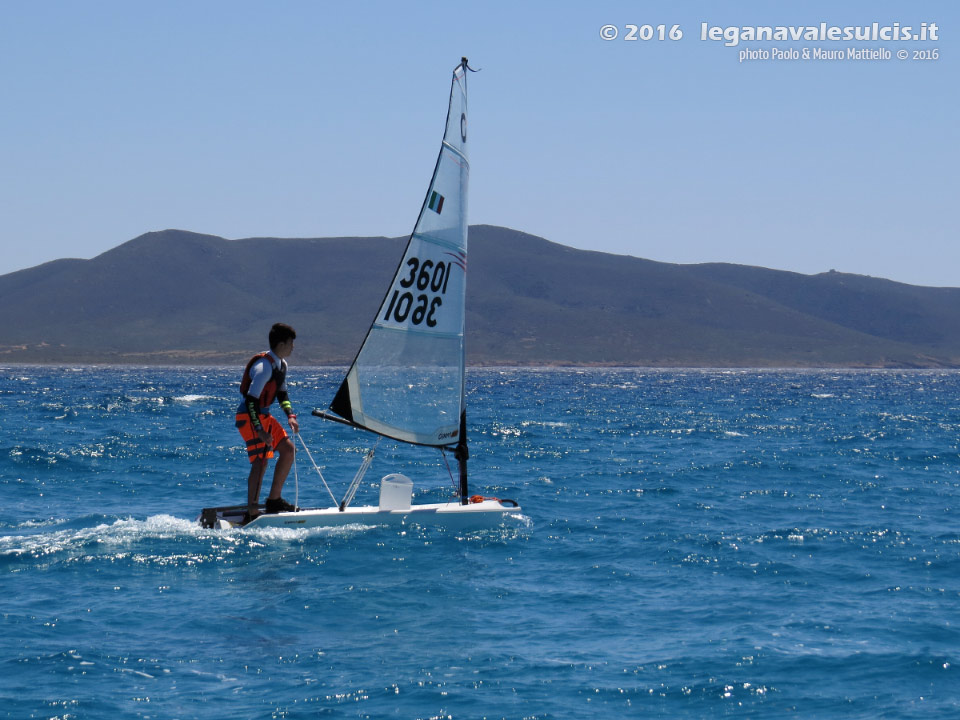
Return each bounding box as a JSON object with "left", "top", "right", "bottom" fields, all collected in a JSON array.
[{"left": 236, "top": 323, "right": 300, "bottom": 518}]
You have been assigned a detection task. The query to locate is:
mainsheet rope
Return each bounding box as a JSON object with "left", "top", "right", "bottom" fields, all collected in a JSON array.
[{"left": 293, "top": 432, "right": 339, "bottom": 507}]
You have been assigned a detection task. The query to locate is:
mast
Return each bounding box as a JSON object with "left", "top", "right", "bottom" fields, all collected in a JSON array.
[
  {"left": 455, "top": 57, "right": 469, "bottom": 503},
  {"left": 455, "top": 409, "right": 468, "bottom": 503}
]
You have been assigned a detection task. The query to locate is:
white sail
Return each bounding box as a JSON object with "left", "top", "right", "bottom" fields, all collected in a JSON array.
[{"left": 329, "top": 60, "right": 470, "bottom": 447}]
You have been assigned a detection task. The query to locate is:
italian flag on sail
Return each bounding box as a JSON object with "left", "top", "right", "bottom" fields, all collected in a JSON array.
[{"left": 428, "top": 190, "right": 444, "bottom": 214}]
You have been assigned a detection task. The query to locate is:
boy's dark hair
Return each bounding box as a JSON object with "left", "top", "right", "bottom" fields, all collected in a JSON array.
[{"left": 269, "top": 323, "right": 296, "bottom": 350}]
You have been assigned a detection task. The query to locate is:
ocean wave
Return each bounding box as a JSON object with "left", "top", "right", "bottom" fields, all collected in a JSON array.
[
  {"left": 0, "top": 514, "right": 388, "bottom": 564},
  {"left": 0, "top": 514, "right": 209, "bottom": 559}
]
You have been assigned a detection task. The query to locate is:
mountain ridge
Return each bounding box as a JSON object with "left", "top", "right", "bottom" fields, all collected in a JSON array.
[{"left": 1, "top": 225, "right": 957, "bottom": 367}]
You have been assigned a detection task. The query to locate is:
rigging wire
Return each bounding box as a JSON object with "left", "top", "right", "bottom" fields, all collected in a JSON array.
[{"left": 440, "top": 448, "right": 459, "bottom": 497}]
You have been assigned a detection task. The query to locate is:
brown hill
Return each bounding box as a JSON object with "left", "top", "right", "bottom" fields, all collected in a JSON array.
[{"left": 1, "top": 225, "right": 958, "bottom": 367}]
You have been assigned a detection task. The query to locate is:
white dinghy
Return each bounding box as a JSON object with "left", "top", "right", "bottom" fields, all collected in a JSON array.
[{"left": 200, "top": 59, "right": 521, "bottom": 530}]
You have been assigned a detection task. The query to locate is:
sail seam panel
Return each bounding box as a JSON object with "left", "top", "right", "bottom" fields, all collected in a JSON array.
[
  {"left": 413, "top": 231, "right": 467, "bottom": 254},
  {"left": 441, "top": 141, "right": 468, "bottom": 163},
  {"left": 369, "top": 324, "right": 462, "bottom": 341}
]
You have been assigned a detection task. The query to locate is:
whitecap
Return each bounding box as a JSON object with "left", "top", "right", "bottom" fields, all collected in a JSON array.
[
  {"left": 0, "top": 514, "right": 211, "bottom": 558},
  {"left": 15, "top": 517, "right": 69, "bottom": 529},
  {"left": 244, "top": 523, "right": 379, "bottom": 542}
]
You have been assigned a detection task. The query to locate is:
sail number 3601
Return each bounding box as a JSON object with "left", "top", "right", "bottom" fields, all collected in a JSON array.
[{"left": 383, "top": 257, "right": 453, "bottom": 327}]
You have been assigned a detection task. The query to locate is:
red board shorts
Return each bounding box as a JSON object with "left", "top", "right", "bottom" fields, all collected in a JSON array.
[{"left": 235, "top": 412, "right": 288, "bottom": 463}]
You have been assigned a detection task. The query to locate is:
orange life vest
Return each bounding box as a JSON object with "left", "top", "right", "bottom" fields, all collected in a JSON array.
[{"left": 240, "top": 352, "right": 285, "bottom": 408}]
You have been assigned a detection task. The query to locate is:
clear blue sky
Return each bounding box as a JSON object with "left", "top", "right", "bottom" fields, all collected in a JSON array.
[{"left": 1, "top": 1, "right": 956, "bottom": 286}]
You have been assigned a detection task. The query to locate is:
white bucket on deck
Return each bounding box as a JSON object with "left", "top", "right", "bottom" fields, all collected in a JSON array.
[{"left": 379, "top": 473, "right": 413, "bottom": 511}]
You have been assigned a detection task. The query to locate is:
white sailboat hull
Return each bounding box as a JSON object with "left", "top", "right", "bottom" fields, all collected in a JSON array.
[{"left": 212, "top": 499, "right": 522, "bottom": 530}]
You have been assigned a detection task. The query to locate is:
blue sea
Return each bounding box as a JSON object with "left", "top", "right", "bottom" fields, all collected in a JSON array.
[{"left": 2, "top": 367, "right": 959, "bottom": 719}]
